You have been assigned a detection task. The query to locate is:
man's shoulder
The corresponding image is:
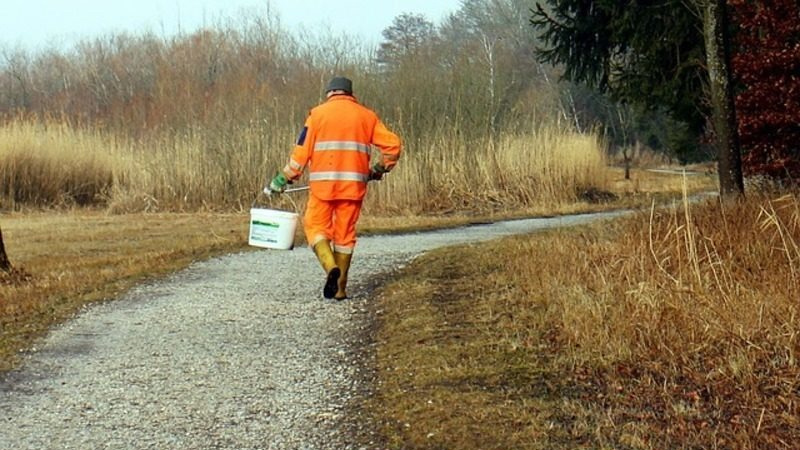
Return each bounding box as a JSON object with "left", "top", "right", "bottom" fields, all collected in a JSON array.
[{"left": 314, "top": 98, "right": 378, "bottom": 119}]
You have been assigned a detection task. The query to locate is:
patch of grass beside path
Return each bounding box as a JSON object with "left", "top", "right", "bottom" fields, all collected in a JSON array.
[
  {"left": 370, "top": 192, "right": 800, "bottom": 449},
  {"left": 0, "top": 167, "right": 716, "bottom": 372}
]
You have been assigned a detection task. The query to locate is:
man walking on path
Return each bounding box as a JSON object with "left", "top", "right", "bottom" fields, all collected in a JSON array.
[{"left": 268, "top": 76, "right": 402, "bottom": 300}]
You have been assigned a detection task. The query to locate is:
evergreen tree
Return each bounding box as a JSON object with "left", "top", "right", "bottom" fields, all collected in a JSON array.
[{"left": 532, "top": 0, "right": 744, "bottom": 195}]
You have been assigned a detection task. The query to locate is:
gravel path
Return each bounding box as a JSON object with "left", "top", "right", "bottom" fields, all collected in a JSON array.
[{"left": 0, "top": 210, "right": 628, "bottom": 450}]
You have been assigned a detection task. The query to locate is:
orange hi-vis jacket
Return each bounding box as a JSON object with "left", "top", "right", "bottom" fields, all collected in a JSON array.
[{"left": 282, "top": 95, "right": 401, "bottom": 201}]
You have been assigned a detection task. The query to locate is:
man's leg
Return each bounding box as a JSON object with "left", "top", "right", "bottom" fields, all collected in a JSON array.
[
  {"left": 332, "top": 200, "right": 362, "bottom": 300},
  {"left": 304, "top": 195, "right": 340, "bottom": 299}
]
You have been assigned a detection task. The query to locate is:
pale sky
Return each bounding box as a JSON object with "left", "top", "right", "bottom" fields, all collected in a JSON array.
[{"left": 0, "top": 0, "right": 462, "bottom": 50}]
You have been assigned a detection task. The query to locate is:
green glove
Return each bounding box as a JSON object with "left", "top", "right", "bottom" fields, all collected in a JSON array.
[{"left": 268, "top": 173, "right": 288, "bottom": 194}]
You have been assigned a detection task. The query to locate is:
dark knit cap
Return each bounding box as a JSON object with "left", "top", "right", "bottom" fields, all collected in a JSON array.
[{"left": 325, "top": 76, "right": 353, "bottom": 94}]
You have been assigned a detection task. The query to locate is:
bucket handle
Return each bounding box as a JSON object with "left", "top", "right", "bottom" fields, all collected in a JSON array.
[{"left": 252, "top": 184, "right": 309, "bottom": 211}]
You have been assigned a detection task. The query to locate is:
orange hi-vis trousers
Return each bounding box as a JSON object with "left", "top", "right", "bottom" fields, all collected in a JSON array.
[{"left": 304, "top": 194, "right": 362, "bottom": 254}]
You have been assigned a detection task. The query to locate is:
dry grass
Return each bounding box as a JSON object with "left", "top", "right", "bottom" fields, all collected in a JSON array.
[
  {"left": 1, "top": 119, "right": 610, "bottom": 215},
  {"left": 372, "top": 190, "right": 800, "bottom": 449},
  {"left": 368, "top": 128, "right": 609, "bottom": 215},
  {"left": 608, "top": 166, "right": 717, "bottom": 196},
  {"left": 0, "top": 119, "right": 293, "bottom": 212},
  {"left": 0, "top": 121, "right": 118, "bottom": 208},
  {"left": 608, "top": 144, "right": 675, "bottom": 169}
]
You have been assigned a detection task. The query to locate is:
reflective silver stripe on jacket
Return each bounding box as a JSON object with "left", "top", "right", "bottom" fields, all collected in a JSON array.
[
  {"left": 333, "top": 244, "right": 354, "bottom": 254},
  {"left": 289, "top": 158, "right": 304, "bottom": 170},
  {"left": 309, "top": 171, "right": 369, "bottom": 182},
  {"left": 313, "top": 141, "right": 371, "bottom": 154}
]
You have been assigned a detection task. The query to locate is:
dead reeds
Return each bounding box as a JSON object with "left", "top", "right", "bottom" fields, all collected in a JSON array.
[
  {"left": 373, "top": 191, "right": 800, "bottom": 449},
  {"left": 0, "top": 118, "right": 609, "bottom": 215}
]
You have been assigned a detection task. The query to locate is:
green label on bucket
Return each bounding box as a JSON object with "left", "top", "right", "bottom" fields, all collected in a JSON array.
[{"left": 251, "top": 220, "right": 280, "bottom": 228}]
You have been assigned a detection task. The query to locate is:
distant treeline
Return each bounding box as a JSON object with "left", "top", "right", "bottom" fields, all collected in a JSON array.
[{"left": 0, "top": 2, "right": 554, "bottom": 140}]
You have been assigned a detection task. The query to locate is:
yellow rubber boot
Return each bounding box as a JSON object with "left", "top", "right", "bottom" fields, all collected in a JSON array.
[
  {"left": 313, "top": 240, "right": 340, "bottom": 299},
  {"left": 333, "top": 251, "right": 352, "bottom": 300}
]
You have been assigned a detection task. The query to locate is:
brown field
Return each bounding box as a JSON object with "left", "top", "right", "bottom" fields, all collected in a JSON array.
[{"left": 371, "top": 190, "right": 799, "bottom": 449}]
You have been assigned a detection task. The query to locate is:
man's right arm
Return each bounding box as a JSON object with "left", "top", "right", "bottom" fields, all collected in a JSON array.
[{"left": 371, "top": 120, "right": 401, "bottom": 176}]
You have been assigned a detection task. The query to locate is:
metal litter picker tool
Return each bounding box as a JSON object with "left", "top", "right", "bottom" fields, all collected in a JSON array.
[
  {"left": 248, "top": 186, "right": 309, "bottom": 250},
  {"left": 274, "top": 186, "right": 311, "bottom": 195}
]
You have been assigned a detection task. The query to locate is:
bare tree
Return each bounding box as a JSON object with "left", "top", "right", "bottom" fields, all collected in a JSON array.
[
  {"left": 377, "top": 13, "right": 436, "bottom": 67},
  {"left": 1, "top": 47, "right": 32, "bottom": 109}
]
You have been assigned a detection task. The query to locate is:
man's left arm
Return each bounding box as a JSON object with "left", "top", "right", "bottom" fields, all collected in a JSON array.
[
  {"left": 268, "top": 117, "right": 314, "bottom": 194},
  {"left": 283, "top": 119, "right": 314, "bottom": 181}
]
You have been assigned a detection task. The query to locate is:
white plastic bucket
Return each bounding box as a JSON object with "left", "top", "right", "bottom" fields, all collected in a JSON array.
[{"left": 248, "top": 208, "right": 299, "bottom": 250}]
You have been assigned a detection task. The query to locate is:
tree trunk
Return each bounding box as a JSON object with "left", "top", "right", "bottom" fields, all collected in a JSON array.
[
  {"left": 623, "top": 146, "right": 631, "bottom": 180},
  {"left": 0, "top": 225, "right": 11, "bottom": 272},
  {"left": 704, "top": 0, "right": 745, "bottom": 197}
]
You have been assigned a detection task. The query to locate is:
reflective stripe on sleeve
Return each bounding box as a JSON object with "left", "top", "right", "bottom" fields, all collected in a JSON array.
[
  {"left": 309, "top": 171, "right": 369, "bottom": 182},
  {"left": 289, "top": 159, "right": 304, "bottom": 171},
  {"left": 313, "top": 141, "right": 371, "bottom": 154},
  {"left": 283, "top": 164, "right": 301, "bottom": 178}
]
